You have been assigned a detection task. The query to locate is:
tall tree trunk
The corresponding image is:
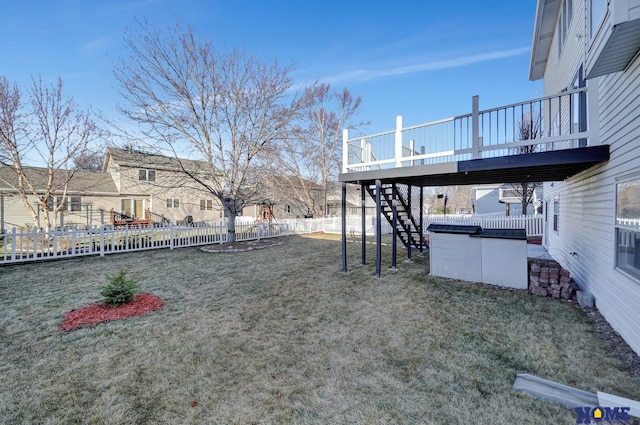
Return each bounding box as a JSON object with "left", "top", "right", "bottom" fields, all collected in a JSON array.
[{"left": 223, "top": 198, "right": 237, "bottom": 242}]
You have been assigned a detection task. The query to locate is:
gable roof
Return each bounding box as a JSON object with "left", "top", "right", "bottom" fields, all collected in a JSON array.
[
  {"left": 103, "top": 148, "right": 213, "bottom": 174},
  {"left": 529, "top": 0, "right": 562, "bottom": 81},
  {"left": 0, "top": 166, "right": 118, "bottom": 195}
]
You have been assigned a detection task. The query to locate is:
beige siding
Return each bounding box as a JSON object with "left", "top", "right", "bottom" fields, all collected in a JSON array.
[
  {"left": 3, "top": 196, "right": 36, "bottom": 229},
  {"left": 114, "top": 165, "right": 222, "bottom": 223},
  {"left": 542, "top": 3, "right": 640, "bottom": 354},
  {"left": 2, "top": 194, "right": 124, "bottom": 230}
]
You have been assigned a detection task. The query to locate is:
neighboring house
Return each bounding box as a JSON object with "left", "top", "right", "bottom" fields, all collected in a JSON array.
[
  {"left": 530, "top": 0, "right": 640, "bottom": 354},
  {"left": 0, "top": 166, "right": 121, "bottom": 230},
  {"left": 338, "top": 0, "right": 640, "bottom": 354},
  {"left": 474, "top": 184, "right": 542, "bottom": 216},
  {"left": 103, "top": 148, "right": 222, "bottom": 223},
  {"left": 243, "top": 176, "right": 325, "bottom": 219},
  {"left": 0, "top": 148, "right": 223, "bottom": 230}
]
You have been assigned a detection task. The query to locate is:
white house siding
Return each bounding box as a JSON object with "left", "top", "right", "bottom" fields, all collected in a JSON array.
[
  {"left": 630, "top": 0, "right": 640, "bottom": 19},
  {"left": 543, "top": 0, "right": 586, "bottom": 96},
  {"left": 542, "top": 5, "right": 640, "bottom": 355}
]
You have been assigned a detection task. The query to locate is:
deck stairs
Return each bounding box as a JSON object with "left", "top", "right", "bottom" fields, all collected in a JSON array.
[{"left": 365, "top": 183, "right": 425, "bottom": 249}]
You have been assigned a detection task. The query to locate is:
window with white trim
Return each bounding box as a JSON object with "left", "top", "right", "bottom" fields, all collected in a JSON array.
[
  {"left": 284, "top": 205, "right": 292, "bottom": 214},
  {"left": 139, "top": 169, "right": 156, "bottom": 182},
  {"left": 166, "top": 198, "right": 179, "bottom": 208},
  {"left": 45, "top": 196, "right": 82, "bottom": 212},
  {"left": 616, "top": 177, "right": 640, "bottom": 280}
]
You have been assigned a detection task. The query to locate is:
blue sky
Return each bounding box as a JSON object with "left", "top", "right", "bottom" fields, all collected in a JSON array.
[{"left": 0, "top": 0, "right": 542, "bottom": 138}]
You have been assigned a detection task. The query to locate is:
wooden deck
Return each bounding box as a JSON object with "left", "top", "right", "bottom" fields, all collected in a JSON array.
[{"left": 109, "top": 209, "right": 152, "bottom": 228}]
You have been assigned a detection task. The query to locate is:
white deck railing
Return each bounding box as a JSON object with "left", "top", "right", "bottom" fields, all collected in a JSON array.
[
  {"left": 343, "top": 88, "right": 590, "bottom": 173},
  {"left": 0, "top": 221, "right": 288, "bottom": 265}
]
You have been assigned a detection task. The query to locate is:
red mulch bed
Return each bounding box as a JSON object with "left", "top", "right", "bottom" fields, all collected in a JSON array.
[{"left": 61, "top": 293, "right": 164, "bottom": 331}]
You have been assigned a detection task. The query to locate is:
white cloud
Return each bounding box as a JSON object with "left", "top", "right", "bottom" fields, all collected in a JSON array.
[
  {"left": 323, "top": 47, "right": 530, "bottom": 84},
  {"left": 81, "top": 36, "right": 110, "bottom": 54}
]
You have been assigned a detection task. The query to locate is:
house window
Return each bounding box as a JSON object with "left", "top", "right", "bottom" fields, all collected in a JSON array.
[
  {"left": 590, "top": 0, "right": 607, "bottom": 38},
  {"left": 284, "top": 205, "right": 292, "bottom": 214},
  {"left": 558, "top": 0, "right": 573, "bottom": 56},
  {"left": 45, "top": 196, "right": 81, "bottom": 212},
  {"left": 200, "top": 200, "right": 214, "bottom": 211},
  {"left": 553, "top": 197, "right": 560, "bottom": 233},
  {"left": 616, "top": 177, "right": 640, "bottom": 280},
  {"left": 68, "top": 196, "right": 82, "bottom": 212},
  {"left": 166, "top": 198, "right": 179, "bottom": 208},
  {"left": 139, "top": 169, "right": 156, "bottom": 182}
]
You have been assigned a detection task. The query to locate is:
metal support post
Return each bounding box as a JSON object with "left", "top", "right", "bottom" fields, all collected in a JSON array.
[
  {"left": 419, "top": 186, "right": 424, "bottom": 254},
  {"left": 391, "top": 185, "right": 397, "bottom": 270},
  {"left": 341, "top": 182, "right": 348, "bottom": 273},
  {"left": 375, "top": 179, "right": 382, "bottom": 278},
  {"left": 361, "top": 183, "right": 366, "bottom": 265},
  {"left": 407, "top": 185, "right": 412, "bottom": 262}
]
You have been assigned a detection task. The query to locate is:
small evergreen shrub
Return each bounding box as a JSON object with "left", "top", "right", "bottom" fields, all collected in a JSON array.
[{"left": 101, "top": 269, "right": 139, "bottom": 306}]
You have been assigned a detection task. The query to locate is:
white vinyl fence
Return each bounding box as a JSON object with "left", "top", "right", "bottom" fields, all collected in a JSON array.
[
  {"left": 280, "top": 214, "right": 543, "bottom": 238},
  {"left": 0, "top": 221, "right": 288, "bottom": 265},
  {"left": 1, "top": 214, "right": 542, "bottom": 265},
  {"left": 423, "top": 214, "right": 543, "bottom": 237}
]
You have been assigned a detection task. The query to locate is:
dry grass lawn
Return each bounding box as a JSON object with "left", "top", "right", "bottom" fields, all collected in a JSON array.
[{"left": 0, "top": 233, "right": 638, "bottom": 424}]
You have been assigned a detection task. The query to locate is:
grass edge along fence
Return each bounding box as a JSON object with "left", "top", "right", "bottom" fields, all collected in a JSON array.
[{"left": 0, "top": 221, "right": 288, "bottom": 265}]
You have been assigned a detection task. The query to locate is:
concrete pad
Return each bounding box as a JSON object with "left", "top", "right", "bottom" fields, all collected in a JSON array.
[
  {"left": 527, "top": 244, "right": 553, "bottom": 260},
  {"left": 577, "top": 290, "right": 595, "bottom": 308}
]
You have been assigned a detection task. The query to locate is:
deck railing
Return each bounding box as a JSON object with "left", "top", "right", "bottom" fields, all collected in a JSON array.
[{"left": 343, "top": 88, "right": 590, "bottom": 172}]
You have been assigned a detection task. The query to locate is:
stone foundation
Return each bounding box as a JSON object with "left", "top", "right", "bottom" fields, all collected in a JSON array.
[{"left": 528, "top": 259, "right": 580, "bottom": 302}]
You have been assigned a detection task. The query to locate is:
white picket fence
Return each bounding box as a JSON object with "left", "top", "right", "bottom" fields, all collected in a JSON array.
[
  {"left": 0, "top": 214, "right": 542, "bottom": 265},
  {"left": 280, "top": 214, "right": 543, "bottom": 238},
  {"left": 422, "top": 214, "right": 543, "bottom": 237},
  {"left": 0, "top": 221, "right": 288, "bottom": 265}
]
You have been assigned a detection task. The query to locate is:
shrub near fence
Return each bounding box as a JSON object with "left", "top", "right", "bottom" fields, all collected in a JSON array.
[{"left": 0, "top": 221, "right": 288, "bottom": 265}]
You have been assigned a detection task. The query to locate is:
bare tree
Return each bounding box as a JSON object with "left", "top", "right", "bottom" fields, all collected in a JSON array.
[
  {"left": 270, "top": 83, "right": 363, "bottom": 216},
  {"left": 73, "top": 149, "right": 105, "bottom": 171},
  {"left": 115, "top": 21, "right": 299, "bottom": 241},
  {"left": 0, "top": 76, "right": 96, "bottom": 229},
  {"left": 510, "top": 112, "right": 543, "bottom": 215}
]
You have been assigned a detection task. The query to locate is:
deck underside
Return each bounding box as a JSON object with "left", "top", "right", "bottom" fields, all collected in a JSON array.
[{"left": 339, "top": 145, "right": 610, "bottom": 187}]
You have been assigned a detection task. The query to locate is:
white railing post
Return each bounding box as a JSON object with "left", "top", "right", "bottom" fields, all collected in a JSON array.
[
  {"left": 395, "top": 115, "right": 403, "bottom": 168},
  {"left": 11, "top": 227, "right": 16, "bottom": 261},
  {"left": 472, "top": 95, "right": 480, "bottom": 159},
  {"left": 100, "top": 226, "right": 105, "bottom": 256},
  {"left": 342, "top": 128, "right": 349, "bottom": 173},
  {"left": 170, "top": 223, "right": 174, "bottom": 250}
]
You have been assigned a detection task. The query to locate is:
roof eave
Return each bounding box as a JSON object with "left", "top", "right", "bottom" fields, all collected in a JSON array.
[{"left": 529, "top": 0, "right": 561, "bottom": 81}]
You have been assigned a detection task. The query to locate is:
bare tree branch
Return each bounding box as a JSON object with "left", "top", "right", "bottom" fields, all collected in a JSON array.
[
  {"left": 115, "top": 21, "right": 299, "bottom": 240},
  {"left": 0, "top": 76, "right": 96, "bottom": 229},
  {"left": 266, "top": 83, "right": 365, "bottom": 216},
  {"left": 510, "top": 111, "right": 543, "bottom": 215}
]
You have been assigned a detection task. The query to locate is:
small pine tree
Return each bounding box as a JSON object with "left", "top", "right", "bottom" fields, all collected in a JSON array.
[{"left": 101, "top": 269, "right": 139, "bottom": 306}]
